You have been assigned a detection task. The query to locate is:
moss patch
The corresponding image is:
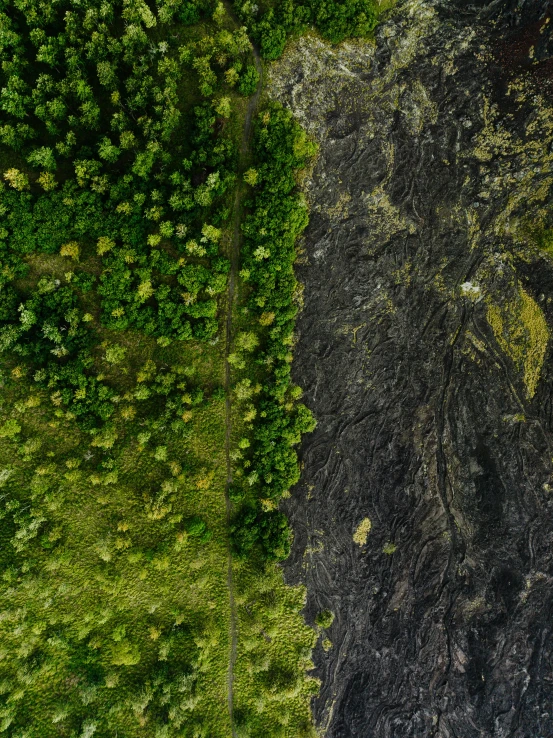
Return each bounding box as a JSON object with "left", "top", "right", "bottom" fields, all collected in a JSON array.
[
  {"left": 487, "top": 286, "right": 549, "bottom": 398},
  {"left": 353, "top": 517, "right": 372, "bottom": 546}
]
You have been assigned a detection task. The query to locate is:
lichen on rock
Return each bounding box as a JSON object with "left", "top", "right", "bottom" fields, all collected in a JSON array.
[
  {"left": 353, "top": 517, "right": 372, "bottom": 546},
  {"left": 486, "top": 286, "right": 549, "bottom": 398}
]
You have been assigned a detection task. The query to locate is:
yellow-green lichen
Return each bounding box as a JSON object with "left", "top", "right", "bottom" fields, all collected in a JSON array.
[
  {"left": 402, "top": 78, "right": 438, "bottom": 135},
  {"left": 486, "top": 286, "right": 549, "bottom": 398},
  {"left": 353, "top": 517, "right": 372, "bottom": 546}
]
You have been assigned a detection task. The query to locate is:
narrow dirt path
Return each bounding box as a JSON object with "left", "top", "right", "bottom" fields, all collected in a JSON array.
[{"left": 223, "top": 17, "right": 263, "bottom": 736}]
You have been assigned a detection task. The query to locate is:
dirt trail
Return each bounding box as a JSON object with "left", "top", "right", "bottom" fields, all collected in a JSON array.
[{"left": 223, "top": 13, "right": 263, "bottom": 735}]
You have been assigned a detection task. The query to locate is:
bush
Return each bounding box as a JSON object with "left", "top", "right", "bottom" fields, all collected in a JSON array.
[
  {"left": 313, "top": 0, "right": 378, "bottom": 44},
  {"left": 231, "top": 504, "right": 291, "bottom": 562},
  {"left": 0, "top": 419, "right": 21, "bottom": 438},
  {"left": 234, "top": 0, "right": 379, "bottom": 59},
  {"left": 315, "top": 609, "right": 334, "bottom": 629},
  {"left": 260, "top": 24, "right": 287, "bottom": 60},
  {"left": 185, "top": 516, "right": 212, "bottom": 543},
  {"left": 238, "top": 65, "right": 260, "bottom": 96}
]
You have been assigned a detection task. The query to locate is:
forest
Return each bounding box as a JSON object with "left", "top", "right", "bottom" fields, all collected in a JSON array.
[{"left": 0, "top": 0, "right": 384, "bottom": 734}]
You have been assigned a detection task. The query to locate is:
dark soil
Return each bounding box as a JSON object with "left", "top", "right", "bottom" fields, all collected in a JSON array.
[{"left": 272, "top": 1, "right": 553, "bottom": 735}]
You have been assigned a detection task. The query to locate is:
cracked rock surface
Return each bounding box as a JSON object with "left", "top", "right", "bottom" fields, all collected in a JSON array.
[{"left": 269, "top": 0, "right": 553, "bottom": 735}]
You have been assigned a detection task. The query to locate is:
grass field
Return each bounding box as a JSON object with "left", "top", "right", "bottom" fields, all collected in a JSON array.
[{"left": 0, "top": 333, "right": 234, "bottom": 737}]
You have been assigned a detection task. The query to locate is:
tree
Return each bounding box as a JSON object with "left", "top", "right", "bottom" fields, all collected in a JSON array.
[
  {"left": 4, "top": 168, "right": 29, "bottom": 190},
  {"left": 27, "top": 146, "right": 56, "bottom": 171}
]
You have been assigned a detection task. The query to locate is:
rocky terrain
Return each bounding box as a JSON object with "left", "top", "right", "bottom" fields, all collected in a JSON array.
[{"left": 270, "top": 0, "right": 553, "bottom": 735}]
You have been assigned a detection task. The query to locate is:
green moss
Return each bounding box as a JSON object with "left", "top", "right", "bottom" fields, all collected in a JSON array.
[
  {"left": 315, "top": 609, "right": 335, "bottom": 629},
  {"left": 536, "top": 229, "right": 553, "bottom": 258}
]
